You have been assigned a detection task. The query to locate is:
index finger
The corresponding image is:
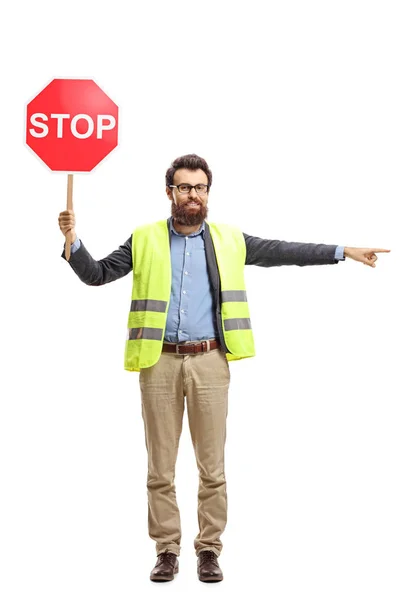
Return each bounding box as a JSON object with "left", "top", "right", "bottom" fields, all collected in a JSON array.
[{"left": 371, "top": 248, "right": 391, "bottom": 252}]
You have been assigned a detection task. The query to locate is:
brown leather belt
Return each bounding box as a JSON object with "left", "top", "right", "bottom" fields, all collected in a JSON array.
[{"left": 162, "top": 339, "right": 220, "bottom": 354}]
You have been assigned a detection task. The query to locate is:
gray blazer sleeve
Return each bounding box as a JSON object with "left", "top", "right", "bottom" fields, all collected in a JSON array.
[
  {"left": 243, "top": 233, "right": 340, "bottom": 267},
  {"left": 61, "top": 236, "right": 133, "bottom": 285}
]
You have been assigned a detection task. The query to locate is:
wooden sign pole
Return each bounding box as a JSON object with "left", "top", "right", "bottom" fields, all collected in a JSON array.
[{"left": 65, "top": 174, "right": 74, "bottom": 261}]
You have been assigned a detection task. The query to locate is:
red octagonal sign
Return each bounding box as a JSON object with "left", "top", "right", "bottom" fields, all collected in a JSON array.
[{"left": 26, "top": 78, "right": 119, "bottom": 172}]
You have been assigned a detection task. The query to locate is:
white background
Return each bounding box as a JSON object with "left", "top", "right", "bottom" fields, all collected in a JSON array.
[{"left": 1, "top": 1, "right": 399, "bottom": 598}]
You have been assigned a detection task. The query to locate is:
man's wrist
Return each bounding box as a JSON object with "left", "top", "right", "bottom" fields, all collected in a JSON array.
[{"left": 70, "top": 235, "right": 81, "bottom": 253}]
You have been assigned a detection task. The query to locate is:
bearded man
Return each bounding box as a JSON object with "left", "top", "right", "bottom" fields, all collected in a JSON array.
[{"left": 59, "top": 153, "right": 390, "bottom": 583}]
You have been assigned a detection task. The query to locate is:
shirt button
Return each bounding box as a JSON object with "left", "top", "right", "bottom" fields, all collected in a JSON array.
[
  {"left": 185, "top": 236, "right": 188, "bottom": 240},
  {"left": 183, "top": 290, "right": 186, "bottom": 294},
  {"left": 184, "top": 271, "right": 188, "bottom": 275},
  {"left": 181, "top": 309, "right": 185, "bottom": 313},
  {"left": 186, "top": 252, "right": 190, "bottom": 256}
]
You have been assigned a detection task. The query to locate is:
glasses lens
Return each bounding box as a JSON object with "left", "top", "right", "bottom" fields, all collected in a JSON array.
[
  {"left": 177, "top": 184, "right": 191, "bottom": 193},
  {"left": 195, "top": 184, "right": 208, "bottom": 194}
]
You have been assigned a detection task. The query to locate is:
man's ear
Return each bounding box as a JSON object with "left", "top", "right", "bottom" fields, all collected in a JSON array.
[{"left": 166, "top": 186, "right": 173, "bottom": 201}]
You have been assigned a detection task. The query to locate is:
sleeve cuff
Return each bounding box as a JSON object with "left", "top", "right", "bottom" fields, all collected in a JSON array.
[
  {"left": 335, "top": 245, "right": 345, "bottom": 260},
  {"left": 71, "top": 237, "right": 81, "bottom": 253}
]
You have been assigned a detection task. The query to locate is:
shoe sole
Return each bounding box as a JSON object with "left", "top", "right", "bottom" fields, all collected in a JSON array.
[{"left": 198, "top": 573, "right": 223, "bottom": 582}]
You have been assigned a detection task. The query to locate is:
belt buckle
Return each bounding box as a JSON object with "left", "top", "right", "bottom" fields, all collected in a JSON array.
[
  {"left": 202, "top": 340, "right": 211, "bottom": 353},
  {"left": 176, "top": 342, "right": 192, "bottom": 354}
]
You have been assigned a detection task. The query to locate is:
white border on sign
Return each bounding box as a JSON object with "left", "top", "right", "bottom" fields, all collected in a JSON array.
[{"left": 23, "top": 75, "right": 120, "bottom": 175}]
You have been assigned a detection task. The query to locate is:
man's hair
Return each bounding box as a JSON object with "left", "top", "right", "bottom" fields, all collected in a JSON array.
[{"left": 165, "top": 153, "right": 213, "bottom": 188}]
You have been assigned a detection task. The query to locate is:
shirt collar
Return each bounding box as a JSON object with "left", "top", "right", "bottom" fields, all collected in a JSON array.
[{"left": 168, "top": 216, "right": 205, "bottom": 237}]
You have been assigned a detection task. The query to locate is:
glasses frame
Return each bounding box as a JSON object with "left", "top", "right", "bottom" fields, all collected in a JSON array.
[{"left": 169, "top": 183, "right": 209, "bottom": 195}]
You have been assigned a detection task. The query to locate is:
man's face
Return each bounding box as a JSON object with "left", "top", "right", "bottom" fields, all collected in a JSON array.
[{"left": 166, "top": 168, "right": 209, "bottom": 226}]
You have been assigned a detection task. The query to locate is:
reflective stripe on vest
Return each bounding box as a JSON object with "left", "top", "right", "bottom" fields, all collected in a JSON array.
[
  {"left": 124, "top": 220, "right": 256, "bottom": 372},
  {"left": 127, "top": 327, "right": 164, "bottom": 341},
  {"left": 130, "top": 299, "right": 168, "bottom": 312},
  {"left": 220, "top": 290, "right": 247, "bottom": 302},
  {"left": 224, "top": 317, "right": 252, "bottom": 331}
]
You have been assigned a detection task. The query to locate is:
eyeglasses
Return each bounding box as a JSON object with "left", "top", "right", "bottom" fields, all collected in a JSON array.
[{"left": 169, "top": 183, "right": 209, "bottom": 195}]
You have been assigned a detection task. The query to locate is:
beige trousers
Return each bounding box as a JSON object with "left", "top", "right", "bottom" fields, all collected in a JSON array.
[{"left": 139, "top": 345, "right": 230, "bottom": 557}]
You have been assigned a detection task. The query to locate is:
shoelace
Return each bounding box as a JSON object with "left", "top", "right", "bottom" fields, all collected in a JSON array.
[
  {"left": 161, "top": 552, "right": 177, "bottom": 566},
  {"left": 199, "top": 550, "right": 217, "bottom": 563}
]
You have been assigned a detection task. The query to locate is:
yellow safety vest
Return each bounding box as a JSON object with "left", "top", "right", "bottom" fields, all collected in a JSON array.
[{"left": 124, "top": 220, "right": 255, "bottom": 371}]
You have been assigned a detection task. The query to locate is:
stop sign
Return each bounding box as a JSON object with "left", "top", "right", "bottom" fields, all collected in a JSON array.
[{"left": 25, "top": 79, "right": 119, "bottom": 172}]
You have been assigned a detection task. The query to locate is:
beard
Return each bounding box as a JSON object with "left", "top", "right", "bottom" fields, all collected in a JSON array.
[{"left": 171, "top": 199, "right": 208, "bottom": 226}]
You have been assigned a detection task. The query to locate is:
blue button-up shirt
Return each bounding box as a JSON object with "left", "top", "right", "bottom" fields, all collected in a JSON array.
[
  {"left": 70, "top": 228, "right": 345, "bottom": 343},
  {"left": 163, "top": 219, "right": 218, "bottom": 342}
]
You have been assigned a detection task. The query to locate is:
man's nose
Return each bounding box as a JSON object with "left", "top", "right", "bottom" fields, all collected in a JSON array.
[{"left": 189, "top": 187, "right": 199, "bottom": 198}]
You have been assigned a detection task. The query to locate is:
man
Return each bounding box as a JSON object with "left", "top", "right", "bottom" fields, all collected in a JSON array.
[{"left": 59, "top": 153, "right": 390, "bottom": 583}]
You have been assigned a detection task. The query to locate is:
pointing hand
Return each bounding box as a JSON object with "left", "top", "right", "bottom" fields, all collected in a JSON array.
[{"left": 344, "top": 247, "right": 391, "bottom": 268}]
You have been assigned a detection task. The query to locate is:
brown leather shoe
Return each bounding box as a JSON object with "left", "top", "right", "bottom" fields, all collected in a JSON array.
[
  {"left": 150, "top": 552, "right": 179, "bottom": 582},
  {"left": 197, "top": 550, "right": 223, "bottom": 582}
]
